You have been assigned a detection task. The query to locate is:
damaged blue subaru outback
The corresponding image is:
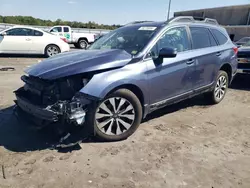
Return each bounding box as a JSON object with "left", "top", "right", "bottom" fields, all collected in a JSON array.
[{"left": 15, "top": 17, "right": 238, "bottom": 143}]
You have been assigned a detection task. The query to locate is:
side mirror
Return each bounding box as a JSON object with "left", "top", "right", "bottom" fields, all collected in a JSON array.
[
  {"left": 159, "top": 47, "right": 177, "bottom": 58},
  {"left": 0, "top": 32, "right": 7, "bottom": 36}
]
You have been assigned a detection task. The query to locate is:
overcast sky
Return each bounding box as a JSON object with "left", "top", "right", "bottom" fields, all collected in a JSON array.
[{"left": 0, "top": 0, "right": 250, "bottom": 25}]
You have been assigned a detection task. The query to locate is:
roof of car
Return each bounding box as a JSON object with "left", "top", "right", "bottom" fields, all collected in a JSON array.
[
  {"left": 9, "top": 25, "right": 43, "bottom": 31},
  {"left": 122, "top": 20, "right": 224, "bottom": 31},
  {"left": 123, "top": 21, "right": 166, "bottom": 28}
]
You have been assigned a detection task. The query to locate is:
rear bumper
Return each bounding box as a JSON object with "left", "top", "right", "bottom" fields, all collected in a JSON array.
[{"left": 237, "top": 63, "right": 250, "bottom": 74}]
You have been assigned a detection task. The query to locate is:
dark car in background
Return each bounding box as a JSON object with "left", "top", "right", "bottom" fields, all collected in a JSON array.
[
  {"left": 235, "top": 37, "right": 250, "bottom": 48},
  {"left": 14, "top": 16, "right": 238, "bottom": 143},
  {"left": 237, "top": 41, "right": 250, "bottom": 73}
]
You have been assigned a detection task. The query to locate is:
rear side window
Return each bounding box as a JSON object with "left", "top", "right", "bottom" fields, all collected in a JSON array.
[
  {"left": 211, "top": 29, "right": 228, "bottom": 45},
  {"left": 34, "top": 30, "right": 43, "bottom": 36},
  {"left": 63, "top": 27, "right": 69, "bottom": 32},
  {"left": 190, "top": 27, "right": 216, "bottom": 49}
]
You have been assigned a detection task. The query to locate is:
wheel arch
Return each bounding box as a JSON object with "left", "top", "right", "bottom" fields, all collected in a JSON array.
[
  {"left": 106, "top": 84, "right": 145, "bottom": 108},
  {"left": 219, "top": 63, "right": 232, "bottom": 83},
  {"left": 78, "top": 37, "right": 89, "bottom": 44}
]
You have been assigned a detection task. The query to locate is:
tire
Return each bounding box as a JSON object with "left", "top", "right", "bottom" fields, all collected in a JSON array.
[
  {"left": 206, "top": 70, "right": 229, "bottom": 104},
  {"left": 77, "top": 39, "right": 88, "bottom": 49},
  {"left": 86, "top": 89, "right": 143, "bottom": 142},
  {"left": 45, "top": 45, "right": 60, "bottom": 57}
]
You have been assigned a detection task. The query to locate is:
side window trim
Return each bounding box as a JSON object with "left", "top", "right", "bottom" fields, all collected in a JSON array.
[{"left": 143, "top": 25, "right": 191, "bottom": 60}]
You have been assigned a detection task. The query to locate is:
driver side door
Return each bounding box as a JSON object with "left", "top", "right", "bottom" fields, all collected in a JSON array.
[
  {"left": 145, "top": 26, "right": 197, "bottom": 106},
  {"left": 0, "top": 28, "right": 33, "bottom": 53}
]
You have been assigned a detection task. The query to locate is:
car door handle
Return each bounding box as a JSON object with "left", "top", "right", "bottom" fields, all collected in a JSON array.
[
  {"left": 216, "top": 52, "right": 222, "bottom": 56},
  {"left": 186, "top": 59, "right": 195, "bottom": 65},
  {"left": 26, "top": 38, "right": 31, "bottom": 41}
]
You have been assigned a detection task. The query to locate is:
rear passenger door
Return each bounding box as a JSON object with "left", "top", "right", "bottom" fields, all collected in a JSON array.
[
  {"left": 29, "top": 30, "right": 45, "bottom": 53},
  {"left": 189, "top": 27, "right": 219, "bottom": 90},
  {"left": 146, "top": 26, "right": 196, "bottom": 104}
]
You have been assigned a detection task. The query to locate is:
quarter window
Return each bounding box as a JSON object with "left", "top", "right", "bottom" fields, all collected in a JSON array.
[
  {"left": 211, "top": 29, "right": 228, "bottom": 45},
  {"left": 152, "top": 27, "right": 191, "bottom": 56},
  {"left": 208, "top": 30, "right": 217, "bottom": 47},
  {"left": 34, "top": 30, "right": 43, "bottom": 36}
]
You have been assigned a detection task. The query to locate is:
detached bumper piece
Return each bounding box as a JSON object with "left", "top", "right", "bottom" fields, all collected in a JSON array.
[{"left": 15, "top": 95, "right": 59, "bottom": 122}]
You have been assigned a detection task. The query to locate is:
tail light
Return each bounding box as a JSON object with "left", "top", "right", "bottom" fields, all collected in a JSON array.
[
  {"left": 61, "top": 38, "right": 67, "bottom": 43},
  {"left": 233, "top": 47, "right": 238, "bottom": 55}
]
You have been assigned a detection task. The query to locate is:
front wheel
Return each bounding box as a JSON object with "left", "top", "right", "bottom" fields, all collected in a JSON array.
[
  {"left": 206, "top": 70, "right": 229, "bottom": 104},
  {"left": 86, "top": 89, "right": 142, "bottom": 141}
]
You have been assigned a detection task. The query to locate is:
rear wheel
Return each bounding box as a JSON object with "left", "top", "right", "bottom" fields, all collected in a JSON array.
[
  {"left": 45, "top": 45, "right": 60, "bottom": 57},
  {"left": 77, "top": 39, "right": 88, "bottom": 49},
  {"left": 206, "top": 70, "right": 229, "bottom": 104},
  {"left": 86, "top": 89, "right": 142, "bottom": 141}
]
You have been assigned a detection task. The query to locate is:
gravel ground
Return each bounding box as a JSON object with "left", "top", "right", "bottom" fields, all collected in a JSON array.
[{"left": 0, "top": 55, "right": 250, "bottom": 188}]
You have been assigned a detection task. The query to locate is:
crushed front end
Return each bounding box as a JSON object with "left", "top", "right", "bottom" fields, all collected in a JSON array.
[{"left": 14, "top": 74, "right": 96, "bottom": 130}]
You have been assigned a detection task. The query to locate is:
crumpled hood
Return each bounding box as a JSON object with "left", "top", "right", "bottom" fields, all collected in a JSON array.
[{"left": 26, "top": 49, "right": 132, "bottom": 80}]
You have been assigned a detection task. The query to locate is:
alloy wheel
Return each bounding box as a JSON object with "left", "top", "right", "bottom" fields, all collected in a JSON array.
[
  {"left": 214, "top": 75, "right": 227, "bottom": 100},
  {"left": 95, "top": 97, "right": 135, "bottom": 136},
  {"left": 47, "top": 46, "right": 59, "bottom": 57}
]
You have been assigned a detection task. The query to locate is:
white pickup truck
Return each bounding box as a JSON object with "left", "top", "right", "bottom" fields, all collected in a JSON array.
[{"left": 49, "top": 26, "right": 97, "bottom": 49}]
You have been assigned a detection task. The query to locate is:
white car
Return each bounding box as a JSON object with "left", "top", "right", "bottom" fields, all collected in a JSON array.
[{"left": 0, "top": 26, "right": 70, "bottom": 57}]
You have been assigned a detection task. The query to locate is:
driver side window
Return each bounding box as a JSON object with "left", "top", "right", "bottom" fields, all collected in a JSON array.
[
  {"left": 150, "top": 27, "right": 191, "bottom": 57},
  {"left": 50, "top": 27, "right": 62, "bottom": 33},
  {"left": 5, "top": 28, "right": 33, "bottom": 36}
]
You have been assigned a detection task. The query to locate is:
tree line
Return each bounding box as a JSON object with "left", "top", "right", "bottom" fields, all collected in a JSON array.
[{"left": 0, "top": 15, "right": 121, "bottom": 30}]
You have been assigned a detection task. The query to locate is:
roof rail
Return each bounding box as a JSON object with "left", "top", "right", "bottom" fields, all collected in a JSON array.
[{"left": 169, "top": 16, "right": 219, "bottom": 25}]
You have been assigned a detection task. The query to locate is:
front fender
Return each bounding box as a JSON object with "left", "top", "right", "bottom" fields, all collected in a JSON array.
[{"left": 79, "top": 62, "right": 149, "bottom": 104}]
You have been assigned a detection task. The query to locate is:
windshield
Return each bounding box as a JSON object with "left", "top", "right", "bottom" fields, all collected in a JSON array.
[
  {"left": 237, "top": 37, "right": 250, "bottom": 43},
  {"left": 89, "top": 25, "right": 160, "bottom": 55},
  {"left": 242, "top": 41, "right": 250, "bottom": 47}
]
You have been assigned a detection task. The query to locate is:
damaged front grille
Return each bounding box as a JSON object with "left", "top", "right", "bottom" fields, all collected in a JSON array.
[
  {"left": 19, "top": 75, "right": 84, "bottom": 106},
  {"left": 20, "top": 75, "right": 59, "bottom": 106},
  {"left": 15, "top": 75, "right": 93, "bottom": 126}
]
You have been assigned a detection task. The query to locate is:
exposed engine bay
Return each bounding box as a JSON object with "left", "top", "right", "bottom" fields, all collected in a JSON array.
[{"left": 14, "top": 74, "right": 97, "bottom": 148}]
